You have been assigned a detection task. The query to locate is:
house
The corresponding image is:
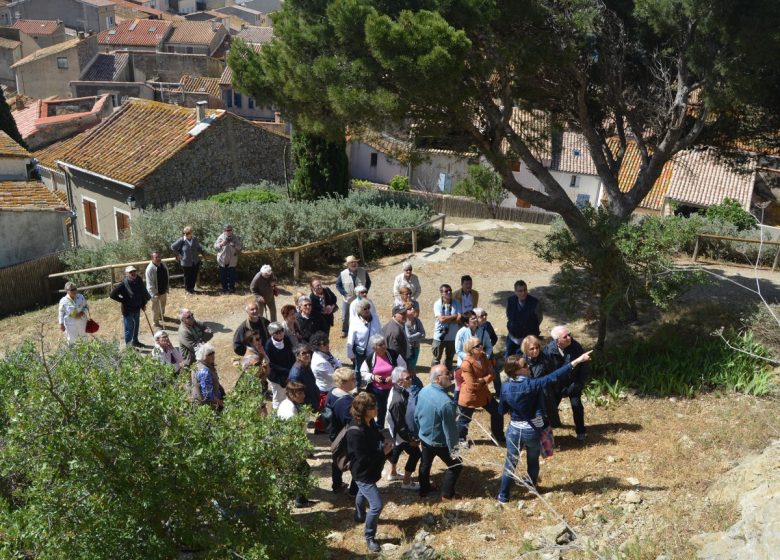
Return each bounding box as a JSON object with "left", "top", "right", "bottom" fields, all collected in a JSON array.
[
  {"left": 218, "top": 59, "right": 275, "bottom": 121},
  {"left": 169, "top": 0, "right": 198, "bottom": 15},
  {"left": 34, "top": 98, "right": 291, "bottom": 246},
  {"left": 235, "top": 25, "right": 273, "bottom": 45},
  {"left": 110, "top": 0, "right": 168, "bottom": 20},
  {"left": 11, "top": 94, "right": 113, "bottom": 150},
  {"left": 0, "top": 129, "right": 32, "bottom": 179},
  {"left": 11, "top": 34, "right": 99, "bottom": 99},
  {"left": 0, "top": 180, "right": 70, "bottom": 268},
  {"left": 11, "top": 19, "right": 66, "bottom": 54},
  {"left": 162, "top": 20, "right": 228, "bottom": 56},
  {"left": 69, "top": 51, "right": 157, "bottom": 104},
  {"left": 5, "top": 0, "right": 117, "bottom": 33},
  {"left": 97, "top": 19, "right": 173, "bottom": 52},
  {"left": 234, "top": 0, "right": 282, "bottom": 14},
  {"left": 0, "top": 34, "right": 21, "bottom": 86},
  {"left": 214, "top": 4, "right": 266, "bottom": 26}
]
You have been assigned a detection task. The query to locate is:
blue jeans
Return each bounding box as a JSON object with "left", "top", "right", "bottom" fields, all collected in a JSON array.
[
  {"left": 355, "top": 481, "right": 383, "bottom": 539},
  {"left": 219, "top": 266, "right": 237, "bottom": 292},
  {"left": 498, "top": 423, "right": 541, "bottom": 503},
  {"left": 123, "top": 311, "right": 140, "bottom": 344},
  {"left": 407, "top": 346, "right": 420, "bottom": 373},
  {"left": 504, "top": 336, "right": 522, "bottom": 359},
  {"left": 353, "top": 352, "right": 367, "bottom": 389}
]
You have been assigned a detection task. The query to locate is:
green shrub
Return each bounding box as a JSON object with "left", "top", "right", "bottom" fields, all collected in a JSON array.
[
  {"left": 0, "top": 340, "right": 323, "bottom": 559},
  {"left": 705, "top": 198, "right": 758, "bottom": 231},
  {"left": 351, "top": 179, "right": 374, "bottom": 189},
  {"left": 452, "top": 164, "right": 508, "bottom": 217},
  {"left": 389, "top": 175, "right": 410, "bottom": 192},
  {"left": 209, "top": 184, "right": 284, "bottom": 204},
  {"left": 592, "top": 324, "right": 776, "bottom": 397},
  {"left": 290, "top": 132, "right": 349, "bottom": 200}
]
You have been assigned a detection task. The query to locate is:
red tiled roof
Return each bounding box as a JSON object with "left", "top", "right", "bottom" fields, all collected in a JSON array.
[
  {"left": 507, "top": 109, "right": 553, "bottom": 162},
  {"left": 551, "top": 131, "right": 598, "bottom": 176},
  {"left": 13, "top": 95, "right": 112, "bottom": 144},
  {"left": 54, "top": 98, "right": 224, "bottom": 186},
  {"left": 236, "top": 26, "right": 274, "bottom": 45},
  {"left": 110, "top": 0, "right": 165, "bottom": 18},
  {"left": 665, "top": 148, "right": 757, "bottom": 210},
  {"left": 0, "top": 181, "right": 68, "bottom": 211},
  {"left": 34, "top": 130, "right": 90, "bottom": 170},
  {"left": 614, "top": 141, "right": 673, "bottom": 211},
  {"left": 97, "top": 19, "right": 172, "bottom": 47},
  {"left": 0, "top": 130, "right": 31, "bottom": 158},
  {"left": 12, "top": 19, "right": 61, "bottom": 35},
  {"left": 11, "top": 100, "right": 42, "bottom": 140},
  {"left": 0, "top": 36, "right": 21, "bottom": 49},
  {"left": 219, "top": 64, "right": 232, "bottom": 86}
]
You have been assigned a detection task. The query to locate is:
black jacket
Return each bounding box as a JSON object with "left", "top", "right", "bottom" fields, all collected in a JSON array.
[
  {"left": 110, "top": 276, "right": 150, "bottom": 316},
  {"left": 506, "top": 294, "right": 541, "bottom": 339},
  {"left": 346, "top": 421, "right": 386, "bottom": 483},
  {"left": 288, "top": 362, "right": 320, "bottom": 409},
  {"left": 325, "top": 389, "right": 354, "bottom": 441},
  {"left": 542, "top": 338, "right": 589, "bottom": 396},
  {"left": 310, "top": 287, "right": 338, "bottom": 328},
  {"left": 295, "top": 312, "right": 325, "bottom": 342},
  {"left": 265, "top": 336, "right": 296, "bottom": 387},
  {"left": 233, "top": 317, "right": 270, "bottom": 356},
  {"left": 387, "top": 385, "right": 416, "bottom": 443}
]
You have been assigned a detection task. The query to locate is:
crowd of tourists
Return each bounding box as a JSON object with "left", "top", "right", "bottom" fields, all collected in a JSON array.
[{"left": 57, "top": 224, "right": 592, "bottom": 554}]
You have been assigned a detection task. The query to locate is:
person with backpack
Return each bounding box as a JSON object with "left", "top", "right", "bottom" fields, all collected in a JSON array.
[
  {"left": 384, "top": 367, "right": 421, "bottom": 490},
  {"left": 346, "top": 392, "right": 394, "bottom": 554},
  {"left": 360, "top": 334, "right": 407, "bottom": 428},
  {"left": 324, "top": 367, "right": 357, "bottom": 494}
]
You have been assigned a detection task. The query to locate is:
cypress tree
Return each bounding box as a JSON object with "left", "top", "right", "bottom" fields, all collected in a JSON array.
[
  {"left": 0, "top": 94, "right": 27, "bottom": 150},
  {"left": 289, "top": 132, "right": 349, "bottom": 200}
]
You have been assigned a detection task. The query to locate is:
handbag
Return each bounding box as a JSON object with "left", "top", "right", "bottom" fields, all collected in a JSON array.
[
  {"left": 539, "top": 426, "right": 555, "bottom": 458},
  {"left": 85, "top": 318, "right": 100, "bottom": 333}
]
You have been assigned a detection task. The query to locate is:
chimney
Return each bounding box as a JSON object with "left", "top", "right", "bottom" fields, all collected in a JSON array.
[
  {"left": 196, "top": 100, "right": 207, "bottom": 122},
  {"left": 77, "top": 31, "right": 85, "bottom": 39},
  {"left": 15, "top": 97, "right": 24, "bottom": 111},
  {"left": 274, "top": 111, "right": 283, "bottom": 124}
]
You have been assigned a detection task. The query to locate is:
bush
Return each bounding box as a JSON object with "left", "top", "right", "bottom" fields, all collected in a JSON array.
[
  {"left": 389, "top": 175, "right": 410, "bottom": 192},
  {"left": 0, "top": 340, "right": 324, "bottom": 559},
  {"left": 452, "top": 164, "right": 508, "bottom": 216},
  {"left": 351, "top": 179, "right": 374, "bottom": 189},
  {"left": 290, "top": 132, "right": 349, "bottom": 200},
  {"left": 60, "top": 189, "right": 435, "bottom": 288},
  {"left": 209, "top": 183, "right": 284, "bottom": 204},
  {"left": 705, "top": 198, "right": 758, "bottom": 231}
]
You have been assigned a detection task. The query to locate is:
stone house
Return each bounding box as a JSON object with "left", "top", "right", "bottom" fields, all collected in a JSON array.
[
  {"left": 162, "top": 20, "right": 229, "bottom": 57},
  {"left": 97, "top": 19, "right": 173, "bottom": 52},
  {"left": 219, "top": 59, "right": 275, "bottom": 121},
  {"left": 0, "top": 129, "right": 32, "bottom": 179},
  {"left": 11, "top": 19, "right": 66, "bottom": 55},
  {"left": 34, "top": 98, "right": 291, "bottom": 247},
  {"left": 12, "top": 34, "right": 99, "bottom": 99},
  {"left": 0, "top": 35, "right": 21, "bottom": 87},
  {"left": 5, "top": 0, "right": 117, "bottom": 33}
]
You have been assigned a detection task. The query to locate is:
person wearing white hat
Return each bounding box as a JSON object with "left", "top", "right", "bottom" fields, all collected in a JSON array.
[
  {"left": 109, "top": 265, "right": 150, "bottom": 348},
  {"left": 250, "top": 264, "right": 278, "bottom": 321},
  {"left": 335, "top": 255, "right": 371, "bottom": 338}
]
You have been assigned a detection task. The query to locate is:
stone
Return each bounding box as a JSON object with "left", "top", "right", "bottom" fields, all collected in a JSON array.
[
  {"left": 621, "top": 490, "right": 642, "bottom": 504},
  {"left": 626, "top": 503, "right": 638, "bottom": 513},
  {"left": 626, "top": 477, "right": 640, "bottom": 486},
  {"left": 414, "top": 529, "right": 431, "bottom": 543},
  {"left": 481, "top": 533, "right": 496, "bottom": 541},
  {"left": 402, "top": 542, "right": 437, "bottom": 560},
  {"left": 382, "top": 543, "right": 399, "bottom": 552},
  {"left": 539, "top": 522, "right": 574, "bottom": 545},
  {"left": 606, "top": 455, "right": 617, "bottom": 463},
  {"left": 573, "top": 507, "right": 586, "bottom": 519},
  {"left": 325, "top": 531, "right": 343, "bottom": 543}
]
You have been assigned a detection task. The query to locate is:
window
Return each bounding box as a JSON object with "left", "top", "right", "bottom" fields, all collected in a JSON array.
[
  {"left": 370, "top": 153, "right": 378, "bottom": 167},
  {"left": 105, "top": 15, "right": 115, "bottom": 29},
  {"left": 82, "top": 197, "right": 99, "bottom": 237},
  {"left": 234, "top": 92, "right": 242, "bottom": 108},
  {"left": 114, "top": 209, "right": 131, "bottom": 240},
  {"left": 223, "top": 88, "right": 233, "bottom": 108},
  {"left": 248, "top": 97, "right": 255, "bottom": 109},
  {"left": 57, "top": 57, "right": 68, "bottom": 69},
  {"left": 568, "top": 175, "right": 579, "bottom": 188},
  {"left": 575, "top": 193, "right": 591, "bottom": 209},
  {"left": 511, "top": 160, "right": 521, "bottom": 172},
  {"left": 186, "top": 46, "right": 194, "bottom": 54},
  {"left": 167, "top": 45, "right": 174, "bottom": 53}
]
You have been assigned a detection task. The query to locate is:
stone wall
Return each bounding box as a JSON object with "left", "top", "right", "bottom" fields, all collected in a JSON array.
[
  {"left": 10, "top": 0, "right": 114, "bottom": 32},
  {"left": 128, "top": 50, "right": 224, "bottom": 82},
  {"left": 140, "top": 114, "right": 292, "bottom": 207},
  {"left": 0, "top": 209, "right": 68, "bottom": 267},
  {"left": 70, "top": 81, "right": 154, "bottom": 104}
]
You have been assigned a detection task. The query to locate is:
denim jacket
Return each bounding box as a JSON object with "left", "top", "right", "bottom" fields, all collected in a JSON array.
[
  {"left": 498, "top": 363, "right": 573, "bottom": 422},
  {"left": 415, "top": 383, "right": 458, "bottom": 452}
]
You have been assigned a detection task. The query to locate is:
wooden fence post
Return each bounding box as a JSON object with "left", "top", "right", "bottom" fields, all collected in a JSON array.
[
  {"left": 440, "top": 215, "right": 446, "bottom": 236},
  {"left": 357, "top": 233, "right": 366, "bottom": 264},
  {"left": 293, "top": 251, "right": 300, "bottom": 282},
  {"left": 692, "top": 235, "right": 700, "bottom": 262},
  {"left": 773, "top": 247, "right": 780, "bottom": 272},
  {"left": 412, "top": 229, "right": 417, "bottom": 254}
]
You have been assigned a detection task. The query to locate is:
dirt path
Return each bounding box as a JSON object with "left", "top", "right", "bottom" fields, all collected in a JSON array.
[{"left": 2, "top": 217, "right": 779, "bottom": 559}]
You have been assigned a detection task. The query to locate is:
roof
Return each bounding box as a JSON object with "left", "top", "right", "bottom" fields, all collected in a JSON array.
[
  {"left": 236, "top": 26, "right": 273, "bottom": 45},
  {"left": 614, "top": 141, "right": 673, "bottom": 211},
  {"left": 167, "top": 20, "right": 225, "bottom": 45},
  {"left": 236, "top": 0, "right": 282, "bottom": 12},
  {"left": 110, "top": 0, "right": 166, "bottom": 18},
  {"left": 97, "top": 19, "right": 171, "bottom": 47},
  {"left": 507, "top": 109, "right": 553, "bottom": 162},
  {"left": 52, "top": 98, "right": 224, "bottom": 186},
  {"left": 215, "top": 4, "right": 262, "bottom": 22},
  {"left": 180, "top": 74, "right": 221, "bottom": 98},
  {"left": 34, "top": 130, "right": 89, "bottom": 170},
  {"left": 664, "top": 148, "right": 757, "bottom": 210},
  {"left": 79, "top": 0, "right": 115, "bottom": 6},
  {"left": 11, "top": 37, "right": 80, "bottom": 68},
  {"left": 219, "top": 63, "right": 233, "bottom": 85},
  {"left": 0, "top": 181, "right": 69, "bottom": 211},
  {"left": 12, "top": 19, "right": 62, "bottom": 36},
  {"left": 81, "top": 52, "right": 129, "bottom": 80},
  {"left": 551, "top": 131, "right": 598, "bottom": 176},
  {"left": 0, "top": 131, "right": 31, "bottom": 158},
  {"left": 0, "top": 36, "right": 21, "bottom": 49}
]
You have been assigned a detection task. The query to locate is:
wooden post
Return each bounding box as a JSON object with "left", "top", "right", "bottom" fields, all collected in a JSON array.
[
  {"left": 440, "top": 214, "right": 446, "bottom": 237},
  {"left": 110, "top": 266, "right": 118, "bottom": 285},
  {"left": 412, "top": 229, "right": 417, "bottom": 254},
  {"left": 293, "top": 251, "right": 300, "bottom": 282},
  {"left": 357, "top": 233, "right": 366, "bottom": 264},
  {"left": 692, "top": 235, "right": 700, "bottom": 262},
  {"left": 773, "top": 247, "right": 780, "bottom": 272}
]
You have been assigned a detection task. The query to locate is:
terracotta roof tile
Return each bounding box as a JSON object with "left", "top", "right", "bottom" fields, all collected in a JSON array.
[
  {"left": 167, "top": 20, "right": 225, "bottom": 45},
  {"left": 614, "top": 141, "right": 673, "bottom": 210},
  {"left": 12, "top": 19, "right": 62, "bottom": 35},
  {"left": 0, "top": 36, "right": 21, "bottom": 49},
  {"left": 11, "top": 37, "right": 81, "bottom": 68},
  {"left": 0, "top": 131, "right": 31, "bottom": 158},
  {"left": 180, "top": 74, "right": 221, "bottom": 98},
  {"left": 53, "top": 98, "right": 224, "bottom": 186},
  {"left": 110, "top": 0, "right": 166, "bottom": 18},
  {"left": 11, "top": 100, "right": 42, "bottom": 140},
  {"left": 507, "top": 109, "right": 553, "bottom": 161},
  {"left": 551, "top": 131, "right": 598, "bottom": 176},
  {"left": 34, "top": 130, "right": 90, "bottom": 170},
  {"left": 219, "top": 64, "right": 232, "bottom": 85},
  {"left": 665, "top": 149, "right": 757, "bottom": 210},
  {"left": 0, "top": 181, "right": 68, "bottom": 211},
  {"left": 97, "top": 19, "right": 171, "bottom": 47}
]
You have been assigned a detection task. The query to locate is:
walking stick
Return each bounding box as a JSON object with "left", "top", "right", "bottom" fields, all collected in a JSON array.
[{"left": 142, "top": 307, "right": 155, "bottom": 336}]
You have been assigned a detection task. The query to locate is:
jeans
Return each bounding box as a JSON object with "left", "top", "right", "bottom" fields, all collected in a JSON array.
[
  {"left": 368, "top": 385, "right": 390, "bottom": 428},
  {"left": 219, "top": 266, "right": 237, "bottom": 292},
  {"left": 457, "top": 398, "right": 504, "bottom": 442},
  {"left": 341, "top": 301, "right": 350, "bottom": 335},
  {"left": 407, "top": 346, "right": 420, "bottom": 373},
  {"left": 331, "top": 460, "right": 358, "bottom": 494},
  {"left": 504, "top": 336, "right": 522, "bottom": 359},
  {"left": 355, "top": 481, "right": 383, "bottom": 539},
  {"left": 431, "top": 339, "right": 455, "bottom": 371},
  {"left": 182, "top": 263, "right": 200, "bottom": 293},
  {"left": 389, "top": 441, "right": 422, "bottom": 474},
  {"left": 123, "top": 311, "right": 140, "bottom": 344},
  {"left": 419, "top": 442, "right": 463, "bottom": 498},
  {"left": 498, "top": 423, "right": 541, "bottom": 502},
  {"left": 555, "top": 391, "right": 586, "bottom": 435},
  {"left": 353, "top": 352, "right": 367, "bottom": 389}
]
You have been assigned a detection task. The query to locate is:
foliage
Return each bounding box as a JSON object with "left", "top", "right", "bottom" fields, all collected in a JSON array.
[
  {"left": 583, "top": 377, "right": 628, "bottom": 407},
  {"left": 0, "top": 340, "right": 323, "bottom": 559},
  {"left": 351, "top": 179, "right": 374, "bottom": 189},
  {"left": 592, "top": 324, "right": 776, "bottom": 397},
  {"left": 0, "top": 95, "right": 26, "bottom": 150},
  {"left": 705, "top": 198, "right": 758, "bottom": 231},
  {"left": 290, "top": 132, "right": 349, "bottom": 200},
  {"left": 388, "top": 175, "right": 410, "bottom": 192},
  {"left": 452, "top": 165, "right": 508, "bottom": 217},
  {"left": 60, "top": 189, "right": 435, "bottom": 287},
  {"left": 208, "top": 183, "right": 283, "bottom": 204}
]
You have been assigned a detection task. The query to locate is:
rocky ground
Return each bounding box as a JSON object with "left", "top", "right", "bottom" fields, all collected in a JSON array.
[{"left": 2, "top": 217, "right": 779, "bottom": 559}]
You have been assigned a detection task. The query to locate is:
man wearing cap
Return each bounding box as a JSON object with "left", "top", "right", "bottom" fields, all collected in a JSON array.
[
  {"left": 145, "top": 251, "right": 170, "bottom": 330},
  {"left": 335, "top": 255, "right": 371, "bottom": 338},
  {"left": 383, "top": 304, "right": 409, "bottom": 359},
  {"left": 214, "top": 224, "right": 243, "bottom": 294},
  {"left": 110, "top": 265, "right": 151, "bottom": 348},
  {"left": 250, "top": 264, "right": 278, "bottom": 321}
]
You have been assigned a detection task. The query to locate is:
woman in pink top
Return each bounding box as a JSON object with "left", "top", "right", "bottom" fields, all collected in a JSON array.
[{"left": 361, "top": 334, "right": 407, "bottom": 427}]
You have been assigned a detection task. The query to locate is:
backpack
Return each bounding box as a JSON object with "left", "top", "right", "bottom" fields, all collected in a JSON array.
[
  {"left": 321, "top": 394, "right": 349, "bottom": 431},
  {"left": 330, "top": 424, "right": 360, "bottom": 472}
]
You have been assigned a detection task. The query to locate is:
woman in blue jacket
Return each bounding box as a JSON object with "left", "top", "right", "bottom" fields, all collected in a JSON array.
[{"left": 497, "top": 350, "right": 591, "bottom": 503}]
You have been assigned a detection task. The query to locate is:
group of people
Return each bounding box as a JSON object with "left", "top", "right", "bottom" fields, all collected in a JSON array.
[{"left": 57, "top": 240, "right": 594, "bottom": 554}]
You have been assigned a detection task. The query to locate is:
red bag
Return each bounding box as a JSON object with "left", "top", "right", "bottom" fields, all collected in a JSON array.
[
  {"left": 540, "top": 426, "right": 554, "bottom": 458},
  {"left": 85, "top": 319, "right": 100, "bottom": 333}
]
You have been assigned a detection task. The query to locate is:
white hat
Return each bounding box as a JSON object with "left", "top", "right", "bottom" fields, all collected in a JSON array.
[
  {"left": 260, "top": 264, "right": 273, "bottom": 274},
  {"left": 125, "top": 265, "right": 137, "bottom": 273},
  {"left": 345, "top": 255, "right": 360, "bottom": 264},
  {"left": 355, "top": 285, "right": 368, "bottom": 294},
  {"left": 153, "top": 330, "right": 167, "bottom": 341}
]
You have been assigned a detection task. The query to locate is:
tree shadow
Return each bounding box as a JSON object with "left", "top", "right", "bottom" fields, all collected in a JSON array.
[
  {"left": 544, "top": 475, "right": 668, "bottom": 495},
  {"left": 202, "top": 321, "right": 230, "bottom": 333},
  {"left": 552, "top": 422, "right": 643, "bottom": 449}
]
